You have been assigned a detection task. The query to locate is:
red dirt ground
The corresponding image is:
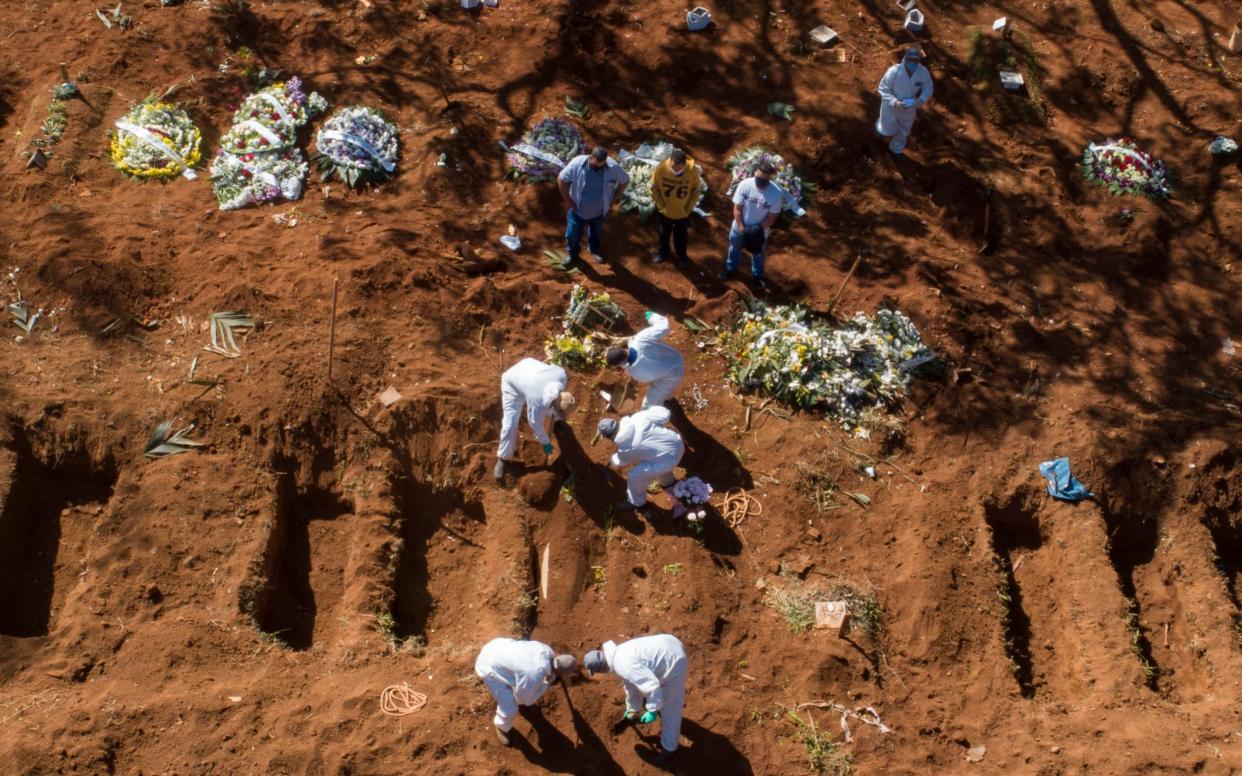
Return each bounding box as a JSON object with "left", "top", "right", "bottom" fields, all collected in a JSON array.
[{"left": 1, "top": 0, "right": 1241, "bottom": 774}]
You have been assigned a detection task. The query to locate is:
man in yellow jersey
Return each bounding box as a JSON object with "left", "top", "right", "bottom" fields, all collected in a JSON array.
[{"left": 650, "top": 149, "right": 703, "bottom": 268}]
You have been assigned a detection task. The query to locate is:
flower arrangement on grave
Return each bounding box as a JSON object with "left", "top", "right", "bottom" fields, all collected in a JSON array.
[
  {"left": 1080, "top": 138, "right": 1172, "bottom": 200},
  {"left": 211, "top": 76, "right": 325, "bottom": 208},
  {"left": 716, "top": 304, "right": 933, "bottom": 430},
  {"left": 670, "top": 476, "right": 713, "bottom": 534},
  {"left": 110, "top": 99, "right": 202, "bottom": 179},
  {"left": 544, "top": 332, "right": 605, "bottom": 370},
  {"left": 563, "top": 284, "right": 627, "bottom": 333},
  {"left": 543, "top": 285, "right": 626, "bottom": 371},
  {"left": 505, "top": 118, "right": 588, "bottom": 182},
  {"left": 210, "top": 147, "right": 309, "bottom": 211},
  {"left": 229, "top": 76, "right": 327, "bottom": 130},
  {"left": 313, "top": 106, "right": 400, "bottom": 187},
  {"left": 726, "top": 145, "right": 814, "bottom": 212}
]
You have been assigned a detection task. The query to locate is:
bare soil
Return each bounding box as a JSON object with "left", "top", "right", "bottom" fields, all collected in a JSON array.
[{"left": 1, "top": 0, "right": 1241, "bottom": 774}]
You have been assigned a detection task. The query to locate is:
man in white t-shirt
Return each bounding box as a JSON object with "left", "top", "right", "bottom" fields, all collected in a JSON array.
[{"left": 719, "top": 159, "right": 783, "bottom": 292}]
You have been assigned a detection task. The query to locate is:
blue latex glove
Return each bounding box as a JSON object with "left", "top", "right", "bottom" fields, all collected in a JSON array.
[
  {"left": 543, "top": 443, "right": 554, "bottom": 455},
  {"left": 644, "top": 310, "right": 654, "bottom": 322},
  {"left": 639, "top": 710, "right": 659, "bottom": 724},
  {"left": 902, "top": 97, "right": 916, "bottom": 108}
]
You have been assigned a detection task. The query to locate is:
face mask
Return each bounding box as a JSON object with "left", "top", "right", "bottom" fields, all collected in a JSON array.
[
  {"left": 905, "top": 60, "right": 918, "bottom": 73},
  {"left": 755, "top": 178, "right": 770, "bottom": 189}
]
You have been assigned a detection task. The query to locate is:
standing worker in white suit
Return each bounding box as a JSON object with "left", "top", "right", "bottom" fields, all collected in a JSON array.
[
  {"left": 583, "top": 634, "right": 688, "bottom": 766},
  {"left": 875, "top": 47, "right": 934, "bottom": 156},
  {"left": 604, "top": 311, "right": 686, "bottom": 409},
  {"left": 495, "top": 357, "right": 577, "bottom": 481},
  {"left": 475, "top": 638, "right": 579, "bottom": 746},
  {"left": 596, "top": 406, "right": 685, "bottom": 511}
]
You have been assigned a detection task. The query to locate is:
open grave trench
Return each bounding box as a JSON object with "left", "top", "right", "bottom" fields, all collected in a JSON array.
[
  {"left": 239, "top": 439, "right": 536, "bottom": 652},
  {"left": 1195, "top": 451, "right": 1242, "bottom": 648},
  {"left": 0, "top": 420, "right": 118, "bottom": 638},
  {"left": 983, "top": 489, "right": 1040, "bottom": 698}
]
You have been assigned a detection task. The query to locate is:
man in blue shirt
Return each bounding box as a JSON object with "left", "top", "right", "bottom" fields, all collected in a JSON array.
[{"left": 557, "top": 146, "right": 630, "bottom": 269}]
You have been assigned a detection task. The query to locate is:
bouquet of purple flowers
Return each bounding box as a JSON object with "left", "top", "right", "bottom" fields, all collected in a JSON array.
[
  {"left": 313, "top": 106, "right": 400, "bottom": 187},
  {"left": 505, "top": 118, "right": 588, "bottom": 182},
  {"left": 671, "top": 477, "right": 713, "bottom": 533}
]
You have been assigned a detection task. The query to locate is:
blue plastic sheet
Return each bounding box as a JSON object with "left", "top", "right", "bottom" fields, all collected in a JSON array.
[{"left": 1039, "top": 457, "right": 1093, "bottom": 502}]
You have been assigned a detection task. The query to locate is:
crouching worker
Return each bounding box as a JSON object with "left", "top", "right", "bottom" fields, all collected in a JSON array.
[
  {"left": 496, "top": 357, "right": 577, "bottom": 481},
  {"left": 604, "top": 311, "right": 685, "bottom": 410},
  {"left": 597, "top": 406, "right": 685, "bottom": 512},
  {"left": 475, "top": 637, "right": 578, "bottom": 746},
  {"left": 584, "top": 634, "right": 688, "bottom": 766}
]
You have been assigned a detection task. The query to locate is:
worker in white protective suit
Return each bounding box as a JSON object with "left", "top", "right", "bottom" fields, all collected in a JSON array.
[
  {"left": 604, "top": 311, "right": 686, "bottom": 409},
  {"left": 583, "top": 634, "right": 687, "bottom": 766},
  {"left": 496, "top": 358, "right": 577, "bottom": 481},
  {"left": 597, "top": 406, "right": 685, "bottom": 511},
  {"left": 475, "top": 638, "right": 578, "bottom": 746},
  {"left": 875, "top": 47, "right": 934, "bottom": 156}
]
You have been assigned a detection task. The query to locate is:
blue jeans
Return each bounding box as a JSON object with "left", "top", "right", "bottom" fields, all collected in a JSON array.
[
  {"left": 725, "top": 224, "right": 765, "bottom": 278},
  {"left": 565, "top": 209, "right": 605, "bottom": 260}
]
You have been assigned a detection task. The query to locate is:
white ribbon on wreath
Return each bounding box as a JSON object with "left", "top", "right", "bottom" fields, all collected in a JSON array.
[
  {"left": 114, "top": 120, "right": 197, "bottom": 179},
  {"left": 319, "top": 129, "right": 397, "bottom": 172}
]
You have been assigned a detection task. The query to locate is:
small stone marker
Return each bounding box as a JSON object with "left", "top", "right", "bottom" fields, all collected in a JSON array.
[
  {"left": 903, "top": 8, "right": 925, "bottom": 33},
  {"left": 686, "top": 6, "right": 712, "bottom": 31},
  {"left": 379, "top": 386, "right": 402, "bottom": 407},
  {"left": 896, "top": 0, "right": 917, "bottom": 11},
  {"left": 966, "top": 745, "right": 987, "bottom": 763},
  {"left": 992, "top": 16, "right": 1008, "bottom": 32},
  {"left": 999, "top": 70, "right": 1025, "bottom": 91},
  {"left": 814, "top": 600, "right": 850, "bottom": 636},
  {"left": 810, "top": 25, "right": 839, "bottom": 47}
]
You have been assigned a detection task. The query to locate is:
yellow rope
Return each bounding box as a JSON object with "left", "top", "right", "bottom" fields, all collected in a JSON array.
[
  {"left": 718, "top": 488, "right": 762, "bottom": 528},
  {"left": 380, "top": 682, "right": 428, "bottom": 716}
]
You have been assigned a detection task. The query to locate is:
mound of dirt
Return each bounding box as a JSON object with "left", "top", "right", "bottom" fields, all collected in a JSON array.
[{"left": 518, "top": 470, "right": 561, "bottom": 508}]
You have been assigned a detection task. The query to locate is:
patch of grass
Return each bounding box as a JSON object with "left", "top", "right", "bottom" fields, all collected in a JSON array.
[
  {"left": 764, "top": 584, "right": 826, "bottom": 634},
  {"left": 828, "top": 583, "right": 883, "bottom": 649},
  {"left": 512, "top": 589, "right": 538, "bottom": 636},
  {"left": 373, "top": 610, "right": 397, "bottom": 643},
  {"left": 786, "top": 709, "right": 852, "bottom": 774},
  {"left": 795, "top": 465, "right": 844, "bottom": 513}
]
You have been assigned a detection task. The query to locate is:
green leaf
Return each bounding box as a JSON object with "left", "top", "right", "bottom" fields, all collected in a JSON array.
[
  {"left": 767, "top": 102, "right": 797, "bottom": 121},
  {"left": 205, "top": 311, "right": 254, "bottom": 358},
  {"left": 144, "top": 420, "right": 207, "bottom": 458}
]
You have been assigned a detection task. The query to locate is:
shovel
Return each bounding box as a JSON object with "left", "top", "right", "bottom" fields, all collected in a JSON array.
[{"left": 592, "top": 377, "right": 633, "bottom": 445}]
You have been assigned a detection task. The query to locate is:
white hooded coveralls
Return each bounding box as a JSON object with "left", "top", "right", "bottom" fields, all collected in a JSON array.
[
  {"left": 626, "top": 313, "right": 686, "bottom": 409},
  {"left": 875, "top": 61, "right": 934, "bottom": 154},
  {"left": 609, "top": 406, "right": 685, "bottom": 507},
  {"left": 474, "top": 638, "right": 557, "bottom": 732},
  {"left": 498, "top": 358, "right": 567, "bottom": 461},
  {"left": 604, "top": 634, "right": 688, "bottom": 752}
]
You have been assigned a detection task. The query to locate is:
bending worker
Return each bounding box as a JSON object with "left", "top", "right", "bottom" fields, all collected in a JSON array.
[
  {"left": 875, "top": 47, "right": 934, "bottom": 157},
  {"left": 475, "top": 637, "right": 578, "bottom": 746},
  {"left": 496, "top": 357, "right": 576, "bottom": 481},
  {"left": 604, "top": 311, "right": 685, "bottom": 409},
  {"left": 584, "top": 634, "right": 688, "bottom": 766},
  {"left": 597, "top": 406, "right": 684, "bottom": 511}
]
